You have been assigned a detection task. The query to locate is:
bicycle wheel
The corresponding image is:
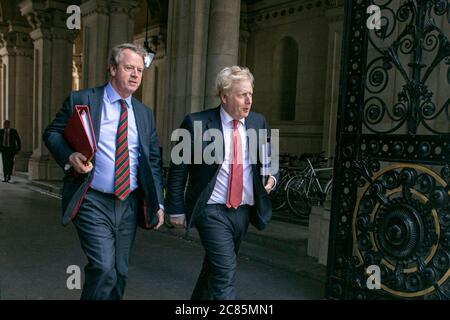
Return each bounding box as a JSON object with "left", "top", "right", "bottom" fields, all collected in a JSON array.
[{"left": 286, "top": 177, "right": 312, "bottom": 219}]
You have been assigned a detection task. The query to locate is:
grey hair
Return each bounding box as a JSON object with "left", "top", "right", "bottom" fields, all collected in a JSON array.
[
  {"left": 215, "top": 66, "right": 254, "bottom": 96},
  {"left": 108, "top": 43, "right": 147, "bottom": 68}
]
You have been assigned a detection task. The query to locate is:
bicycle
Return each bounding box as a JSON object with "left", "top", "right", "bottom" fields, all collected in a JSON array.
[
  {"left": 269, "top": 166, "right": 305, "bottom": 211},
  {"left": 285, "top": 156, "right": 333, "bottom": 219}
]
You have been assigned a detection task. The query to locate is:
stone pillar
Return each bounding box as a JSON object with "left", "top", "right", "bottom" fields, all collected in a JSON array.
[
  {"left": 135, "top": 29, "right": 167, "bottom": 147},
  {"left": 163, "top": 0, "right": 210, "bottom": 164},
  {"left": 238, "top": 30, "right": 250, "bottom": 67},
  {"left": 322, "top": 7, "right": 344, "bottom": 158},
  {"left": 204, "top": 0, "right": 241, "bottom": 109},
  {"left": 0, "top": 23, "right": 5, "bottom": 123},
  {"left": 238, "top": 4, "right": 250, "bottom": 67},
  {"left": 0, "top": 56, "right": 4, "bottom": 124},
  {"left": 81, "top": 0, "right": 139, "bottom": 88},
  {"left": 80, "top": 0, "right": 109, "bottom": 88},
  {"left": 0, "top": 22, "right": 34, "bottom": 171},
  {"left": 109, "top": 0, "right": 138, "bottom": 47},
  {"left": 20, "top": 0, "right": 78, "bottom": 180}
]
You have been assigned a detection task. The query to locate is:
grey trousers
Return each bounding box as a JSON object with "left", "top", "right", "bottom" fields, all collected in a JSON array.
[
  {"left": 73, "top": 188, "right": 138, "bottom": 300},
  {"left": 192, "top": 204, "right": 250, "bottom": 300}
]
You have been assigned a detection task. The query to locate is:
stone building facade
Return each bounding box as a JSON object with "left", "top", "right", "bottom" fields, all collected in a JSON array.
[{"left": 0, "top": 0, "right": 345, "bottom": 180}]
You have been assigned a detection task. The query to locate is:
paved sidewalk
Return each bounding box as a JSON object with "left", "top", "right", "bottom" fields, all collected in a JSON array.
[
  {"left": 1, "top": 174, "right": 326, "bottom": 299},
  {"left": 21, "top": 172, "right": 327, "bottom": 284}
]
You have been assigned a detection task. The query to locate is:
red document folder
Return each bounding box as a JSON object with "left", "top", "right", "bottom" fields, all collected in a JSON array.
[{"left": 63, "top": 105, "right": 97, "bottom": 163}]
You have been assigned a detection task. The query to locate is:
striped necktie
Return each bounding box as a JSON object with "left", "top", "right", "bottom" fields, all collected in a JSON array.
[{"left": 114, "top": 99, "right": 131, "bottom": 200}]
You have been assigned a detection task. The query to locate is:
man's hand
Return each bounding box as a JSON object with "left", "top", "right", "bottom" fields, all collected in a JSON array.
[
  {"left": 264, "top": 176, "right": 275, "bottom": 194},
  {"left": 153, "top": 209, "right": 165, "bottom": 230},
  {"left": 69, "top": 152, "right": 93, "bottom": 174},
  {"left": 170, "top": 214, "right": 186, "bottom": 229}
]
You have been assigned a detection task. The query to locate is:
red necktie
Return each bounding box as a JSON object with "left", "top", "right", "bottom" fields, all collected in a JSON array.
[
  {"left": 114, "top": 100, "right": 131, "bottom": 200},
  {"left": 226, "top": 119, "right": 243, "bottom": 209}
]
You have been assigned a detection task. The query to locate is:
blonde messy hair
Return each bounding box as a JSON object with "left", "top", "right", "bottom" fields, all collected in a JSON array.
[{"left": 215, "top": 66, "right": 254, "bottom": 96}]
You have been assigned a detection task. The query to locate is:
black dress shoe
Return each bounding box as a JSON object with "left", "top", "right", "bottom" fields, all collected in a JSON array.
[{"left": 2, "top": 179, "right": 7, "bottom": 183}]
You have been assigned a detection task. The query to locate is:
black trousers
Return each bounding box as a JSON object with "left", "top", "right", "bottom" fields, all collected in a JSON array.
[
  {"left": 192, "top": 204, "right": 250, "bottom": 300},
  {"left": 1, "top": 148, "right": 15, "bottom": 179}
]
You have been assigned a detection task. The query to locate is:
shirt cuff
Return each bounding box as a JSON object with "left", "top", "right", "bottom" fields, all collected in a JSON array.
[
  {"left": 170, "top": 214, "right": 185, "bottom": 218},
  {"left": 269, "top": 175, "right": 277, "bottom": 190},
  {"left": 159, "top": 204, "right": 165, "bottom": 210}
]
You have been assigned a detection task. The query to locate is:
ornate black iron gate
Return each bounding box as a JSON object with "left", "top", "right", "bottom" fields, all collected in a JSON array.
[{"left": 326, "top": 0, "right": 450, "bottom": 299}]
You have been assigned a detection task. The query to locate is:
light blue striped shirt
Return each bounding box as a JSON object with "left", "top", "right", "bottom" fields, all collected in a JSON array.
[{"left": 91, "top": 83, "right": 140, "bottom": 193}]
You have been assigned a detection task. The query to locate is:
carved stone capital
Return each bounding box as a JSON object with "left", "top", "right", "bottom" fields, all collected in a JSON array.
[
  {"left": 0, "top": 28, "right": 33, "bottom": 57},
  {"left": 24, "top": 11, "right": 53, "bottom": 30},
  {"left": 29, "top": 28, "right": 52, "bottom": 41},
  {"left": 110, "top": 0, "right": 140, "bottom": 16},
  {"left": 20, "top": 0, "right": 77, "bottom": 31},
  {"left": 81, "top": 0, "right": 110, "bottom": 17}
]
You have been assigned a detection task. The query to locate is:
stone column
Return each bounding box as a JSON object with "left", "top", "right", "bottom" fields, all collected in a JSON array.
[
  {"left": 163, "top": 0, "right": 210, "bottom": 164},
  {"left": 80, "top": 0, "right": 109, "bottom": 88},
  {"left": 135, "top": 29, "right": 167, "bottom": 146},
  {"left": 238, "top": 4, "right": 250, "bottom": 67},
  {"left": 0, "top": 56, "right": 4, "bottom": 124},
  {"left": 204, "top": 0, "right": 241, "bottom": 109},
  {"left": 81, "top": 0, "right": 139, "bottom": 88},
  {"left": 109, "top": 0, "right": 139, "bottom": 47},
  {"left": 20, "top": 0, "right": 78, "bottom": 180},
  {"left": 0, "top": 24, "right": 5, "bottom": 123},
  {"left": 322, "top": 7, "right": 344, "bottom": 159},
  {"left": 0, "top": 22, "right": 34, "bottom": 171},
  {"left": 238, "top": 30, "right": 250, "bottom": 67}
]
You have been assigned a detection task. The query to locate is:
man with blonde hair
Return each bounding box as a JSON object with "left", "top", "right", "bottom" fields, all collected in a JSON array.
[{"left": 166, "top": 66, "right": 278, "bottom": 299}]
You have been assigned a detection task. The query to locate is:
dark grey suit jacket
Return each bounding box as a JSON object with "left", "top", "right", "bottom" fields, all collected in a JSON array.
[
  {"left": 166, "top": 106, "right": 279, "bottom": 230},
  {"left": 43, "top": 84, "right": 164, "bottom": 228}
]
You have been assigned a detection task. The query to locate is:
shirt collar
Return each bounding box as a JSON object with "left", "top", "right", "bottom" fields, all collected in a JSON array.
[
  {"left": 106, "top": 82, "right": 132, "bottom": 108},
  {"left": 220, "top": 106, "right": 245, "bottom": 127}
]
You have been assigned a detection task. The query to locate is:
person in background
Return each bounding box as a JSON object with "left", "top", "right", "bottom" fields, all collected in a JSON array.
[{"left": 0, "top": 120, "right": 21, "bottom": 183}]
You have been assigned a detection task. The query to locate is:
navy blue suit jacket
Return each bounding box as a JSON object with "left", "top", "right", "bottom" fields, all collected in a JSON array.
[
  {"left": 166, "top": 106, "right": 279, "bottom": 231},
  {"left": 43, "top": 85, "right": 164, "bottom": 228}
]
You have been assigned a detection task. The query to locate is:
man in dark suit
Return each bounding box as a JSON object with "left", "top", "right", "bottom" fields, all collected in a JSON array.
[
  {"left": 166, "top": 66, "right": 279, "bottom": 300},
  {"left": 43, "top": 43, "right": 164, "bottom": 300},
  {"left": 0, "top": 120, "right": 21, "bottom": 182}
]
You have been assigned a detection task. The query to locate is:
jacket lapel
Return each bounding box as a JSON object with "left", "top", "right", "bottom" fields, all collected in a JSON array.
[
  {"left": 89, "top": 86, "right": 104, "bottom": 146},
  {"left": 205, "top": 106, "right": 224, "bottom": 157},
  {"left": 131, "top": 98, "right": 148, "bottom": 152},
  {"left": 205, "top": 106, "right": 222, "bottom": 132},
  {"left": 243, "top": 112, "right": 261, "bottom": 174}
]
